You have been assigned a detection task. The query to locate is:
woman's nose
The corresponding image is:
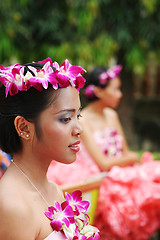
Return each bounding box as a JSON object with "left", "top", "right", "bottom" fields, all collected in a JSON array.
[{"left": 72, "top": 122, "right": 83, "bottom": 136}]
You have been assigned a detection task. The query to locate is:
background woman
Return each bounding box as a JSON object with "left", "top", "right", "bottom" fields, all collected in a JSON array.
[{"left": 48, "top": 65, "right": 160, "bottom": 240}]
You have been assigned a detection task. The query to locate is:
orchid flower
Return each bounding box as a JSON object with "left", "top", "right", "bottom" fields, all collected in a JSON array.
[
  {"left": 0, "top": 58, "right": 86, "bottom": 96},
  {"left": 65, "top": 190, "right": 89, "bottom": 214},
  {"left": 27, "top": 62, "right": 58, "bottom": 90},
  {"left": 52, "top": 59, "right": 86, "bottom": 89},
  {"left": 45, "top": 201, "right": 74, "bottom": 231},
  {"left": 106, "top": 65, "right": 122, "bottom": 79},
  {"left": 0, "top": 64, "right": 26, "bottom": 96},
  {"left": 44, "top": 190, "right": 99, "bottom": 240}
]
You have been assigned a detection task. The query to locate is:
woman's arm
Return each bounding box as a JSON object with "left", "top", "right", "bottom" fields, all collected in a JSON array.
[
  {"left": 0, "top": 198, "right": 37, "bottom": 240},
  {"left": 80, "top": 110, "right": 138, "bottom": 171}
]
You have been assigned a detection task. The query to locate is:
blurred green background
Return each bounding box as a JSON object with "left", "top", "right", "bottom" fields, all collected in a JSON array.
[{"left": 1, "top": 0, "right": 160, "bottom": 152}]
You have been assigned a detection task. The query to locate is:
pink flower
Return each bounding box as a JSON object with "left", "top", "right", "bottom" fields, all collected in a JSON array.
[
  {"left": 65, "top": 190, "right": 89, "bottom": 214},
  {"left": 52, "top": 59, "right": 86, "bottom": 89},
  {"left": 45, "top": 191, "right": 99, "bottom": 240},
  {"left": 84, "top": 85, "right": 95, "bottom": 99},
  {"left": 106, "top": 65, "right": 122, "bottom": 79},
  {"left": 27, "top": 61, "right": 58, "bottom": 90},
  {"left": 99, "top": 65, "right": 122, "bottom": 86},
  {"left": 45, "top": 201, "right": 74, "bottom": 231},
  {"left": 99, "top": 72, "right": 108, "bottom": 85},
  {"left": 0, "top": 64, "right": 26, "bottom": 96},
  {"left": 38, "top": 57, "right": 54, "bottom": 66},
  {"left": 0, "top": 58, "right": 86, "bottom": 96}
]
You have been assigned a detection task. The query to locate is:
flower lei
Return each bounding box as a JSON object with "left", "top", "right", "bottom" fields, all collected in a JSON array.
[
  {"left": 45, "top": 190, "right": 99, "bottom": 240},
  {"left": 0, "top": 58, "right": 86, "bottom": 97},
  {"left": 84, "top": 65, "right": 122, "bottom": 99},
  {"left": 94, "top": 128, "right": 123, "bottom": 158}
]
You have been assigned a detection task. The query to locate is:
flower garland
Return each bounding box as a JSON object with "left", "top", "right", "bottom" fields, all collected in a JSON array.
[
  {"left": 93, "top": 128, "right": 123, "bottom": 158},
  {"left": 84, "top": 65, "right": 122, "bottom": 99},
  {"left": 0, "top": 58, "right": 86, "bottom": 97},
  {"left": 45, "top": 190, "right": 99, "bottom": 240}
]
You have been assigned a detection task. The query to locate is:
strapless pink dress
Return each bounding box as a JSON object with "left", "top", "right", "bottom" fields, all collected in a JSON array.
[
  {"left": 47, "top": 128, "right": 160, "bottom": 240},
  {"left": 44, "top": 231, "right": 65, "bottom": 240}
]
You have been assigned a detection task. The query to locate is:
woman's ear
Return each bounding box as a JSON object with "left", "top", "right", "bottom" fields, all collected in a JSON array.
[
  {"left": 14, "top": 116, "right": 34, "bottom": 141},
  {"left": 94, "top": 86, "right": 103, "bottom": 99}
]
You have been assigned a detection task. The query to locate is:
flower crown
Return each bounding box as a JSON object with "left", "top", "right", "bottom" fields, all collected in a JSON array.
[
  {"left": 84, "top": 65, "right": 122, "bottom": 99},
  {"left": 0, "top": 58, "right": 86, "bottom": 97}
]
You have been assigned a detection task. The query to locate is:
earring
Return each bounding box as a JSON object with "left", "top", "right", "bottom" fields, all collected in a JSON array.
[
  {"left": 20, "top": 132, "right": 23, "bottom": 136},
  {"left": 26, "top": 134, "right": 29, "bottom": 138}
]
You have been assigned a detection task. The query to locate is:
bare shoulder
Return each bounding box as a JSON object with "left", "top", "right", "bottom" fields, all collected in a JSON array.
[
  {"left": 0, "top": 180, "right": 36, "bottom": 239},
  {"left": 48, "top": 181, "right": 64, "bottom": 202},
  {"left": 104, "top": 107, "right": 118, "bottom": 119}
]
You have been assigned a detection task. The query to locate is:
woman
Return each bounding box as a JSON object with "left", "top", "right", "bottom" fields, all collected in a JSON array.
[
  {"left": 0, "top": 58, "right": 99, "bottom": 240},
  {"left": 47, "top": 65, "right": 138, "bottom": 184},
  {"left": 48, "top": 65, "right": 160, "bottom": 240}
]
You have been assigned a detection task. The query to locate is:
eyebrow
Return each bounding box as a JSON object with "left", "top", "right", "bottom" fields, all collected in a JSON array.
[{"left": 54, "top": 107, "right": 82, "bottom": 115}]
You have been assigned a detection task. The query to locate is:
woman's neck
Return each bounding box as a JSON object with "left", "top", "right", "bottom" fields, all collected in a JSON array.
[
  {"left": 12, "top": 149, "right": 50, "bottom": 187},
  {"left": 86, "top": 101, "right": 106, "bottom": 115}
]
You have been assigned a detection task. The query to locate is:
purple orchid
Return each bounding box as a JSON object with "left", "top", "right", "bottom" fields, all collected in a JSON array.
[
  {"left": 99, "top": 72, "right": 108, "bottom": 85},
  {"left": 0, "top": 58, "right": 86, "bottom": 96},
  {"left": 0, "top": 64, "right": 27, "bottom": 96},
  {"left": 65, "top": 191, "right": 89, "bottom": 214},
  {"left": 27, "top": 62, "right": 58, "bottom": 90},
  {"left": 98, "top": 65, "right": 122, "bottom": 87},
  {"left": 38, "top": 57, "right": 53, "bottom": 66},
  {"left": 52, "top": 59, "right": 86, "bottom": 89},
  {"left": 84, "top": 85, "right": 95, "bottom": 99},
  {"left": 44, "top": 191, "right": 100, "bottom": 240},
  {"left": 106, "top": 65, "right": 122, "bottom": 79},
  {"left": 45, "top": 201, "right": 74, "bottom": 231}
]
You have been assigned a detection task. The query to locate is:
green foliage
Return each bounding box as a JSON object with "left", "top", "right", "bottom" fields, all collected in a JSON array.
[{"left": 0, "top": 0, "right": 160, "bottom": 75}]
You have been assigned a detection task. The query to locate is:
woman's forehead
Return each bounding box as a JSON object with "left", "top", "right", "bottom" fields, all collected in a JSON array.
[{"left": 50, "top": 87, "right": 81, "bottom": 112}]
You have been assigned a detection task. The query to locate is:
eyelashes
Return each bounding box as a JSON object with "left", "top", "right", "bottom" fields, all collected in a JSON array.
[
  {"left": 77, "top": 113, "right": 82, "bottom": 119},
  {"left": 59, "top": 112, "right": 82, "bottom": 124}
]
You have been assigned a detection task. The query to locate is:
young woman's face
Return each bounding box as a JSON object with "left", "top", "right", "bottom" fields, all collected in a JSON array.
[
  {"left": 99, "top": 77, "right": 122, "bottom": 109},
  {"left": 32, "top": 86, "right": 82, "bottom": 164}
]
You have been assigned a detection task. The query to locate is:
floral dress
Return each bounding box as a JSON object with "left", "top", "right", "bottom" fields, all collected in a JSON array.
[{"left": 47, "top": 128, "right": 160, "bottom": 240}]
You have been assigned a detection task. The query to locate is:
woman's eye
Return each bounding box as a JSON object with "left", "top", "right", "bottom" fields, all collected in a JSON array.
[
  {"left": 60, "top": 117, "right": 71, "bottom": 123},
  {"left": 77, "top": 113, "right": 82, "bottom": 120}
]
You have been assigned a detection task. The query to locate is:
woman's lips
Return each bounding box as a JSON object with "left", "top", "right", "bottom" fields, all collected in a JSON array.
[{"left": 69, "top": 141, "right": 80, "bottom": 152}]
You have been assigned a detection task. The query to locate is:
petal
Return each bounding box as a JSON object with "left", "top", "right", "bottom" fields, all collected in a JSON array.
[
  {"left": 12, "top": 68, "right": 20, "bottom": 77},
  {"left": 65, "top": 192, "right": 72, "bottom": 202},
  {"left": 74, "top": 75, "right": 86, "bottom": 90},
  {"left": 69, "top": 65, "right": 86, "bottom": 76},
  {"left": 57, "top": 75, "right": 70, "bottom": 88},
  {"left": 41, "top": 79, "right": 48, "bottom": 89},
  {"left": 60, "top": 59, "right": 70, "bottom": 71},
  {"left": 62, "top": 217, "right": 70, "bottom": 228},
  {"left": 52, "top": 61, "right": 59, "bottom": 70},
  {"left": 61, "top": 201, "right": 69, "bottom": 210},
  {"left": 64, "top": 205, "right": 74, "bottom": 217},
  {"left": 44, "top": 211, "right": 53, "bottom": 220},
  {"left": 9, "top": 82, "right": 19, "bottom": 96},
  {"left": 93, "top": 232, "right": 99, "bottom": 240},
  {"left": 79, "top": 201, "right": 90, "bottom": 211},
  {"left": 27, "top": 66, "right": 37, "bottom": 76},
  {"left": 38, "top": 57, "right": 53, "bottom": 65},
  {"left": 48, "top": 206, "right": 56, "bottom": 214},
  {"left": 54, "top": 201, "right": 62, "bottom": 211},
  {"left": 72, "top": 190, "right": 82, "bottom": 202},
  {"left": 50, "top": 219, "right": 62, "bottom": 231}
]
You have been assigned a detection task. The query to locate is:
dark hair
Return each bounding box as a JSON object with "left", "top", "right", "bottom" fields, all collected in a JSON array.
[
  {"left": 0, "top": 63, "right": 59, "bottom": 154},
  {"left": 83, "top": 66, "right": 110, "bottom": 102}
]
